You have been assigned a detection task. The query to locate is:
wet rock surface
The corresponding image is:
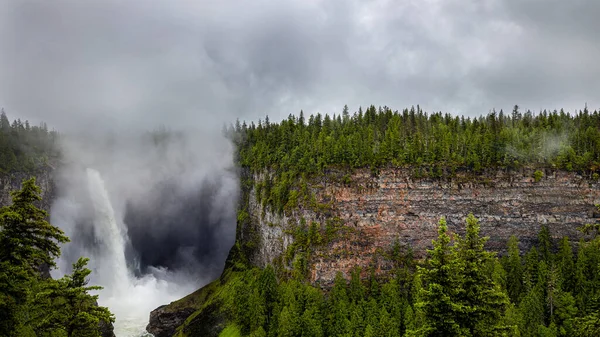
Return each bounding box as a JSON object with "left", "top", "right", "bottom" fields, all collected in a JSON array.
[{"left": 146, "top": 305, "right": 197, "bottom": 337}]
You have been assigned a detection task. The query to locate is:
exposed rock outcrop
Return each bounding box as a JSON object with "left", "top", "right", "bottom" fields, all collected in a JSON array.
[
  {"left": 146, "top": 305, "right": 196, "bottom": 337},
  {"left": 0, "top": 167, "right": 55, "bottom": 212},
  {"left": 244, "top": 168, "right": 600, "bottom": 286}
]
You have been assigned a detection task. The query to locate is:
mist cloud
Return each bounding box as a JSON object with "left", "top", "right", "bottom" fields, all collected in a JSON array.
[
  {"left": 52, "top": 129, "right": 238, "bottom": 282},
  {"left": 1, "top": 0, "right": 599, "bottom": 132}
]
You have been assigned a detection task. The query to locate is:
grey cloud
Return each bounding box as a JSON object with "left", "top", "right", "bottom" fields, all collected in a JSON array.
[{"left": 1, "top": 0, "right": 599, "bottom": 132}]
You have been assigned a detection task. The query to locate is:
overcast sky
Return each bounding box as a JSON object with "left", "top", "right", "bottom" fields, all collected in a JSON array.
[{"left": 0, "top": 0, "right": 599, "bottom": 131}]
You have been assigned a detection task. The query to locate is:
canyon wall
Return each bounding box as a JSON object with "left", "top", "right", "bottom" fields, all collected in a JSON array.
[
  {"left": 245, "top": 168, "right": 600, "bottom": 286},
  {"left": 0, "top": 168, "right": 55, "bottom": 211}
]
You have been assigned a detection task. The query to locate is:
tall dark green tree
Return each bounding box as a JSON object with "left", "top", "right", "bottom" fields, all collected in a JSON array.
[
  {"left": 505, "top": 235, "right": 524, "bottom": 303},
  {"left": 556, "top": 237, "right": 575, "bottom": 293},
  {"left": 0, "top": 178, "right": 69, "bottom": 271},
  {"left": 31, "top": 258, "right": 114, "bottom": 337},
  {"left": 412, "top": 217, "right": 463, "bottom": 337},
  {"left": 454, "top": 214, "right": 509, "bottom": 336},
  {"left": 538, "top": 225, "right": 553, "bottom": 265}
]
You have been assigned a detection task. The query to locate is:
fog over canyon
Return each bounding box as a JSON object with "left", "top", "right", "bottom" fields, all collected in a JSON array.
[{"left": 50, "top": 130, "right": 238, "bottom": 336}]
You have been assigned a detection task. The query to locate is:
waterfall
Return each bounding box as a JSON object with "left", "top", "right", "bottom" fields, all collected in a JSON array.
[
  {"left": 86, "top": 168, "right": 130, "bottom": 289},
  {"left": 76, "top": 169, "right": 195, "bottom": 337}
]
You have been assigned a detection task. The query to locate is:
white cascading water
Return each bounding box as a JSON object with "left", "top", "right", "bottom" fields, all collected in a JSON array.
[{"left": 84, "top": 168, "right": 194, "bottom": 337}]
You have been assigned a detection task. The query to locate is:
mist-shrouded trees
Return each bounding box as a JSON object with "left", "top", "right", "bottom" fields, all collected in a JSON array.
[
  {"left": 0, "top": 178, "right": 113, "bottom": 336},
  {"left": 0, "top": 109, "right": 59, "bottom": 173}
]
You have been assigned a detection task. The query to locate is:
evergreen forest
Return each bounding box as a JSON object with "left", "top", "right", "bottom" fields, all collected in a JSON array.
[
  {"left": 230, "top": 105, "right": 600, "bottom": 213},
  {"left": 0, "top": 110, "right": 60, "bottom": 173}
]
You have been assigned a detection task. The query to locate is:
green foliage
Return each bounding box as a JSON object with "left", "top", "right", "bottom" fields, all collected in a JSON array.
[
  {"left": 533, "top": 170, "right": 544, "bottom": 182},
  {"left": 229, "top": 106, "right": 600, "bottom": 206},
  {"left": 218, "top": 213, "right": 600, "bottom": 337},
  {"left": 0, "top": 178, "right": 69, "bottom": 271},
  {"left": 453, "top": 214, "right": 510, "bottom": 335},
  {"left": 538, "top": 224, "right": 553, "bottom": 265},
  {"left": 30, "top": 258, "right": 114, "bottom": 336},
  {"left": 0, "top": 178, "right": 113, "bottom": 336},
  {"left": 0, "top": 109, "right": 59, "bottom": 173},
  {"left": 412, "top": 217, "right": 463, "bottom": 336},
  {"left": 219, "top": 324, "right": 243, "bottom": 337},
  {"left": 505, "top": 235, "right": 524, "bottom": 303}
]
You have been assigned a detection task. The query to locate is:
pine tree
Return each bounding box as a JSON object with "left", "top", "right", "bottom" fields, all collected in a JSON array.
[
  {"left": 31, "top": 257, "right": 114, "bottom": 337},
  {"left": 259, "top": 264, "right": 278, "bottom": 328},
  {"left": 538, "top": 225, "right": 553, "bottom": 265},
  {"left": 327, "top": 272, "right": 351, "bottom": 336},
  {"left": 0, "top": 262, "right": 29, "bottom": 336},
  {"left": 0, "top": 110, "right": 10, "bottom": 132},
  {"left": 556, "top": 237, "right": 575, "bottom": 293},
  {"left": 454, "top": 214, "right": 509, "bottom": 336},
  {"left": 413, "top": 217, "right": 462, "bottom": 337},
  {"left": 518, "top": 286, "right": 545, "bottom": 337},
  {"left": 505, "top": 235, "right": 524, "bottom": 303},
  {"left": 523, "top": 247, "right": 540, "bottom": 292},
  {"left": 349, "top": 266, "right": 365, "bottom": 303},
  {"left": 0, "top": 178, "right": 69, "bottom": 271}
]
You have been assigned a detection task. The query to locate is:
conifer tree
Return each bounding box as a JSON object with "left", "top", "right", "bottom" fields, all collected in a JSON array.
[
  {"left": 31, "top": 257, "right": 114, "bottom": 337},
  {"left": 556, "top": 237, "right": 575, "bottom": 293},
  {"left": 454, "top": 214, "right": 509, "bottom": 336},
  {"left": 327, "top": 272, "right": 351, "bottom": 336},
  {"left": 413, "top": 217, "right": 462, "bottom": 337},
  {"left": 538, "top": 225, "right": 553, "bottom": 265},
  {"left": 0, "top": 178, "right": 69, "bottom": 271},
  {"left": 505, "top": 235, "right": 524, "bottom": 303}
]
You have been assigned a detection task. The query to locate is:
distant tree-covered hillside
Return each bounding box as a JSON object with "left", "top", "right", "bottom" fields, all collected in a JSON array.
[
  {"left": 232, "top": 105, "right": 600, "bottom": 175},
  {"left": 0, "top": 109, "right": 60, "bottom": 173}
]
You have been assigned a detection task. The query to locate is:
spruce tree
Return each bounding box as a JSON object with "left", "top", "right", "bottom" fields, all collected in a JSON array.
[
  {"left": 31, "top": 257, "right": 114, "bottom": 337},
  {"left": 413, "top": 217, "right": 462, "bottom": 337},
  {"left": 0, "top": 178, "right": 69, "bottom": 271},
  {"left": 505, "top": 235, "right": 524, "bottom": 303},
  {"left": 538, "top": 225, "right": 553, "bottom": 265},
  {"left": 556, "top": 237, "right": 575, "bottom": 293},
  {"left": 454, "top": 214, "right": 509, "bottom": 336}
]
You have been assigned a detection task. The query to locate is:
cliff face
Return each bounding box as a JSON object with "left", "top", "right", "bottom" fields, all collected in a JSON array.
[
  {"left": 0, "top": 168, "right": 55, "bottom": 212},
  {"left": 245, "top": 168, "right": 600, "bottom": 286}
]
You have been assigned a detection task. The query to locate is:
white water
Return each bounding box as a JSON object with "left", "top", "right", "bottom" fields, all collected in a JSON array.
[{"left": 83, "top": 169, "right": 195, "bottom": 337}]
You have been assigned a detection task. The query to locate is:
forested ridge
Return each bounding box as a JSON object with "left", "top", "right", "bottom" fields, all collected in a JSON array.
[
  {"left": 228, "top": 104, "right": 600, "bottom": 214},
  {"left": 0, "top": 109, "right": 60, "bottom": 173},
  {"left": 232, "top": 104, "right": 600, "bottom": 174}
]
